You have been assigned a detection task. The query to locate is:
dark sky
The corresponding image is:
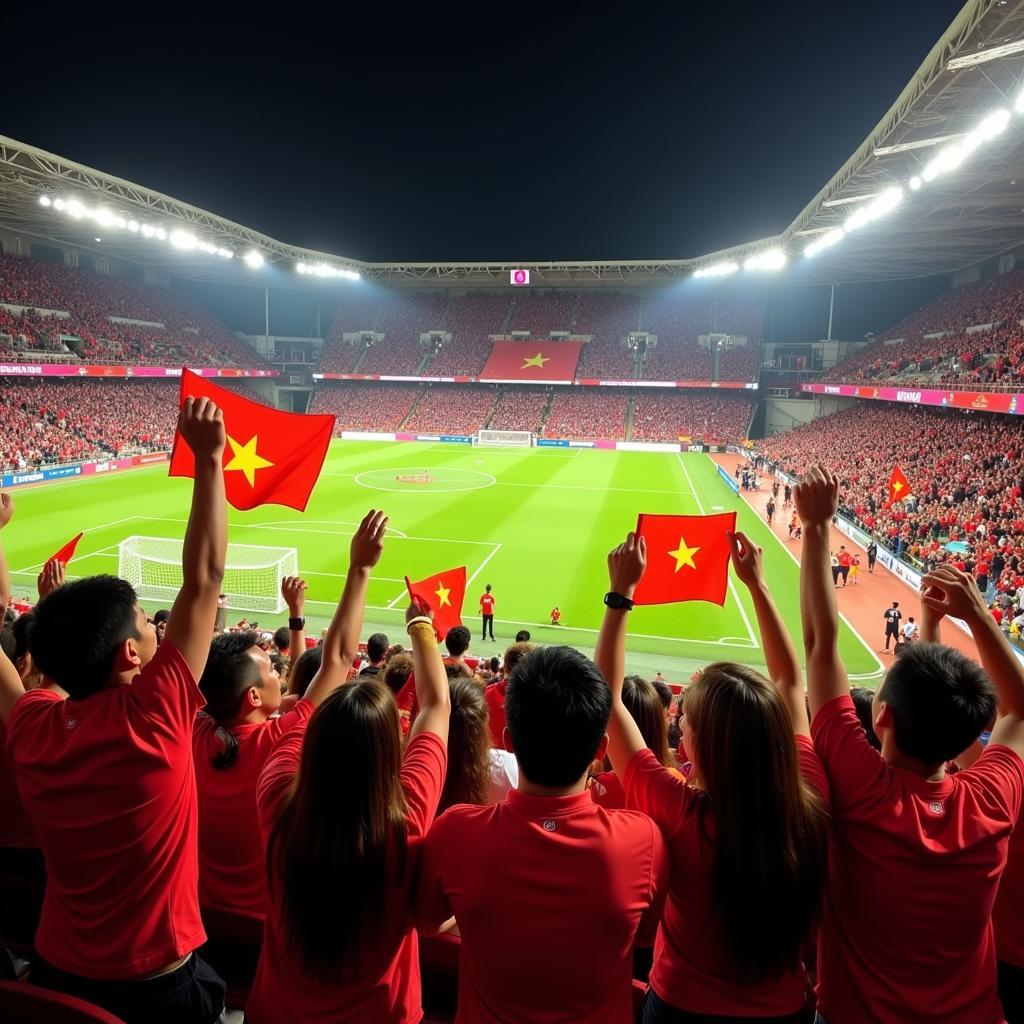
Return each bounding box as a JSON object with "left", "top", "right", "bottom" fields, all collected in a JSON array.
[{"left": 7, "top": 0, "right": 965, "bottom": 264}]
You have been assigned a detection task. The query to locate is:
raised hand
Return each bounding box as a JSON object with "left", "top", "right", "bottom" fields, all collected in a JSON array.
[
  {"left": 607, "top": 531, "right": 647, "bottom": 597},
  {"left": 281, "top": 575, "right": 307, "bottom": 616},
  {"left": 177, "top": 396, "right": 225, "bottom": 461},
  {"left": 0, "top": 493, "right": 13, "bottom": 530},
  {"left": 793, "top": 465, "right": 839, "bottom": 528},
  {"left": 921, "top": 565, "right": 988, "bottom": 624},
  {"left": 350, "top": 510, "right": 388, "bottom": 571},
  {"left": 406, "top": 597, "right": 434, "bottom": 624},
  {"left": 728, "top": 530, "right": 764, "bottom": 589},
  {"left": 37, "top": 559, "right": 66, "bottom": 600}
]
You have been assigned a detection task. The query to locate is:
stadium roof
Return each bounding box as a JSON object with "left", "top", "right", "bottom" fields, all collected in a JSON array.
[{"left": 2, "top": 0, "right": 1024, "bottom": 289}]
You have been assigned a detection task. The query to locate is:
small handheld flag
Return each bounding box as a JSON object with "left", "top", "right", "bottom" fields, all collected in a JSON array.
[
  {"left": 405, "top": 566, "right": 467, "bottom": 642},
  {"left": 46, "top": 532, "right": 83, "bottom": 568},
  {"left": 632, "top": 512, "right": 736, "bottom": 607},
  {"left": 169, "top": 368, "right": 335, "bottom": 512},
  {"left": 885, "top": 465, "right": 912, "bottom": 508}
]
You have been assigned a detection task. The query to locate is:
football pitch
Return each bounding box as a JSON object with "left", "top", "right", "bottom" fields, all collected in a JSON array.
[{"left": 5, "top": 442, "right": 884, "bottom": 682}]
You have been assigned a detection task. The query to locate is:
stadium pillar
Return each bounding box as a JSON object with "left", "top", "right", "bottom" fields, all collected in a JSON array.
[
  {"left": 826, "top": 282, "right": 836, "bottom": 340},
  {"left": 264, "top": 287, "right": 270, "bottom": 343}
]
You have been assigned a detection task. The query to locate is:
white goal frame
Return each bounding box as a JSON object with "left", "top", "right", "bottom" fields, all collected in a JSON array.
[
  {"left": 118, "top": 535, "right": 298, "bottom": 614},
  {"left": 475, "top": 429, "right": 534, "bottom": 448}
]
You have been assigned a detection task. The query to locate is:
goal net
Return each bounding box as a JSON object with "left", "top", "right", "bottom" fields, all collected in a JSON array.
[
  {"left": 118, "top": 536, "right": 298, "bottom": 615},
  {"left": 475, "top": 429, "right": 534, "bottom": 448}
]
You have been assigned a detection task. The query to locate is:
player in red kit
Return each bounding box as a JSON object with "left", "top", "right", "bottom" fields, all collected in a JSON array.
[
  {"left": 479, "top": 584, "right": 495, "bottom": 641},
  {"left": 550, "top": 606, "right": 561, "bottom": 626}
]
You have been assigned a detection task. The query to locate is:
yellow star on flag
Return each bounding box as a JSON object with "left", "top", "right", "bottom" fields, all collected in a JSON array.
[
  {"left": 668, "top": 537, "right": 700, "bottom": 573},
  {"left": 892, "top": 480, "right": 903, "bottom": 493},
  {"left": 434, "top": 582, "right": 452, "bottom": 607},
  {"left": 224, "top": 434, "right": 274, "bottom": 487},
  {"left": 521, "top": 352, "right": 550, "bottom": 369}
]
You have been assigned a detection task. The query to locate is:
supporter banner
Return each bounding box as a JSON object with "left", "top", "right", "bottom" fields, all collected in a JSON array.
[
  {"left": 314, "top": 371, "right": 758, "bottom": 389},
  {"left": 0, "top": 363, "right": 278, "bottom": 379},
  {"left": 717, "top": 466, "right": 740, "bottom": 494},
  {"left": 341, "top": 430, "right": 398, "bottom": 442},
  {"left": 1, "top": 452, "right": 169, "bottom": 489},
  {"left": 616, "top": 441, "right": 682, "bottom": 453},
  {"left": 479, "top": 341, "right": 584, "bottom": 383},
  {"left": 536, "top": 439, "right": 569, "bottom": 448},
  {"left": 801, "top": 382, "right": 1024, "bottom": 415},
  {"left": 439, "top": 435, "right": 473, "bottom": 444}
]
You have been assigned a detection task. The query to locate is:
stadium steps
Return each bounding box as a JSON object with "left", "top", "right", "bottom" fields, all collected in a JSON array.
[
  {"left": 414, "top": 348, "right": 435, "bottom": 375},
  {"left": 624, "top": 396, "right": 636, "bottom": 440},
  {"left": 397, "top": 387, "right": 426, "bottom": 430},
  {"left": 539, "top": 389, "right": 556, "bottom": 429},
  {"left": 350, "top": 339, "right": 371, "bottom": 372},
  {"left": 500, "top": 296, "right": 515, "bottom": 333}
]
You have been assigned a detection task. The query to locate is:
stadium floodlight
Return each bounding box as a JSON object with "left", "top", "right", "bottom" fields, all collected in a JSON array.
[
  {"left": 947, "top": 40, "right": 1024, "bottom": 70},
  {"left": 38, "top": 195, "right": 52, "bottom": 207},
  {"left": 66, "top": 199, "right": 86, "bottom": 219},
  {"left": 804, "top": 227, "right": 845, "bottom": 258},
  {"left": 53, "top": 198, "right": 66, "bottom": 210},
  {"left": 744, "top": 249, "right": 787, "bottom": 272},
  {"left": 693, "top": 261, "right": 739, "bottom": 279},
  {"left": 1017, "top": 87, "right": 1024, "bottom": 114},
  {"left": 296, "top": 261, "right": 360, "bottom": 281},
  {"left": 922, "top": 107, "right": 1010, "bottom": 183},
  {"left": 154, "top": 227, "right": 167, "bottom": 240},
  {"left": 909, "top": 175, "right": 922, "bottom": 191},
  {"left": 127, "top": 220, "right": 139, "bottom": 231},
  {"left": 243, "top": 249, "right": 265, "bottom": 269},
  {"left": 822, "top": 192, "right": 880, "bottom": 208},
  {"left": 141, "top": 224, "right": 154, "bottom": 237},
  {"left": 844, "top": 186, "right": 903, "bottom": 232},
  {"left": 170, "top": 229, "right": 199, "bottom": 250}
]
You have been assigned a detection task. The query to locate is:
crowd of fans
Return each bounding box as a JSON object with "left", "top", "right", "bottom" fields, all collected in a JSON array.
[
  {"left": 544, "top": 389, "right": 629, "bottom": 439},
  {"left": 631, "top": 391, "right": 755, "bottom": 443},
  {"left": 486, "top": 389, "right": 550, "bottom": 433},
  {"left": 0, "top": 380, "right": 179, "bottom": 472},
  {"left": 308, "top": 384, "right": 421, "bottom": 435},
  {"left": 2, "top": 412, "right": 1023, "bottom": 1024},
  {"left": 507, "top": 291, "right": 575, "bottom": 335},
  {"left": 825, "top": 268, "right": 1024, "bottom": 388},
  {"left": 0, "top": 255, "right": 263, "bottom": 368},
  {"left": 401, "top": 386, "right": 497, "bottom": 436}
]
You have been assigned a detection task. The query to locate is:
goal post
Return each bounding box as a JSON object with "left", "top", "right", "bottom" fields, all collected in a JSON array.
[
  {"left": 118, "top": 536, "right": 298, "bottom": 614},
  {"left": 475, "top": 429, "right": 534, "bottom": 448}
]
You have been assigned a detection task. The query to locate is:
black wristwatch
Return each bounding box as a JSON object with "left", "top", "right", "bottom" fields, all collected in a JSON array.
[
  {"left": 604, "top": 592, "right": 635, "bottom": 611},
  {"left": 288, "top": 617, "right": 305, "bottom": 630}
]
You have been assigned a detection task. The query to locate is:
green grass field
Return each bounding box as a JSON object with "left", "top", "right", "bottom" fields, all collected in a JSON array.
[{"left": 5, "top": 442, "right": 884, "bottom": 682}]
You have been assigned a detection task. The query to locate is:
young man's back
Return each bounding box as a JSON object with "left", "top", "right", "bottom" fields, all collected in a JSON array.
[{"left": 416, "top": 791, "right": 666, "bottom": 1023}]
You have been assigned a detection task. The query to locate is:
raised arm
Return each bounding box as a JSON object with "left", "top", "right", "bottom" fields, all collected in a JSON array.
[
  {"left": 407, "top": 601, "right": 450, "bottom": 743},
  {"left": 595, "top": 531, "right": 650, "bottom": 775},
  {"left": 793, "top": 466, "right": 848, "bottom": 719},
  {"left": 163, "top": 397, "right": 227, "bottom": 681},
  {"left": 281, "top": 575, "right": 307, "bottom": 687},
  {"left": 0, "top": 495, "right": 21, "bottom": 720},
  {"left": 921, "top": 565, "right": 1024, "bottom": 757},
  {"left": 728, "top": 530, "right": 809, "bottom": 736},
  {"left": 305, "top": 510, "right": 387, "bottom": 707}
]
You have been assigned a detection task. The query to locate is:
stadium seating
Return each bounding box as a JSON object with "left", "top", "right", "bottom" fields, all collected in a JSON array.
[
  {"left": 544, "top": 389, "right": 629, "bottom": 439},
  {"left": 572, "top": 293, "right": 642, "bottom": 379},
  {"left": 0, "top": 254, "right": 264, "bottom": 368},
  {"left": 308, "top": 383, "right": 421, "bottom": 434},
  {"left": 429, "top": 294, "right": 513, "bottom": 375},
  {"left": 486, "top": 389, "right": 550, "bottom": 433},
  {"left": 402, "top": 386, "right": 497, "bottom": 436},
  {"left": 507, "top": 291, "right": 576, "bottom": 335},
  {"left": 631, "top": 391, "right": 754, "bottom": 443},
  {"left": 358, "top": 293, "right": 448, "bottom": 376}
]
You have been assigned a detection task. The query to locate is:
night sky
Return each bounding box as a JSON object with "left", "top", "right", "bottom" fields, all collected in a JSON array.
[{"left": 6, "top": 0, "right": 965, "bottom": 265}]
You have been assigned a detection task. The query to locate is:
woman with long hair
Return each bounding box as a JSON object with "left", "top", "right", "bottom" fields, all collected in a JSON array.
[
  {"left": 596, "top": 529, "right": 828, "bottom": 1023},
  {"left": 247, "top": 511, "right": 451, "bottom": 1024}
]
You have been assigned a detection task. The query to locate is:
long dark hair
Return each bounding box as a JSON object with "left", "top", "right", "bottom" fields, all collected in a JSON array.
[
  {"left": 267, "top": 680, "right": 408, "bottom": 983},
  {"left": 684, "top": 662, "right": 827, "bottom": 984},
  {"left": 440, "top": 678, "right": 491, "bottom": 813},
  {"left": 621, "top": 675, "right": 674, "bottom": 768}
]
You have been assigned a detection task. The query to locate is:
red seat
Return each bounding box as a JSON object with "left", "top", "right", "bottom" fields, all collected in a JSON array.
[
  {"left": 0, "top": 979, "right": 126, "bottom": 1023},
  {"left": 198, "top": 905, "right": 264, "bottom": 1011}
]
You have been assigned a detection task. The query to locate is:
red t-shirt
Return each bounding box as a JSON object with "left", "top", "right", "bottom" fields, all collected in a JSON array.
[
  {"left": 485, "top": 680, "right": 507, "bottom": 748},
  {"left": 248, "top": 724, "right": 447, "bottom": 1024},
  {"left": 625, "top": 740, "right": 827, "bottom": 1016},
  {"left": 415, "top": 788, "right": 669, "bottom": 1024},
  {"left": 192, "top": 698, "right": 313, "bottom": 917},
  {"left": 838, "top": 551, "right": 852, "bottom": 567},
  {"left": 0, "top": 719, "right": 36, "bottom": 849},
  {"left": 6, "top": 641, "right": 206, "bottom": 978},
  {"left": 811, "top": 694, "right": 1024, "bottom": 1024},
  {"left": 479, "top": 594, "right": 495, "bottom": 615},
  {"left": 994, "top": 826, "right": 1024, "bottom": 968},
  {"left": 590, "top": 769, "right": 626, "bottom": 809}
]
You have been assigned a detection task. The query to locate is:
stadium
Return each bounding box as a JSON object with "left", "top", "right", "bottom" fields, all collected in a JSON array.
[{"left": 2, "top": 1, "right": 1024, "bottom": 1022}]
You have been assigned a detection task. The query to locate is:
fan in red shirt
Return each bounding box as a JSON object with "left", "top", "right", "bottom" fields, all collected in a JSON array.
[
  {"left": 0, "top": 397, "right": 230, "bottom": 1024},
  {"left": 479, "top": 584, "right": 495, "bottom": 642},
  {"left": 247, "top": 511, "right": 453, "bottom": 1024},
  {"left": 597, "top": 528, "right": 828, "bottom": 1020},
  {"left": 417, "top": 644, "right": 668, "bottom": 1024},
  {"left": 484, "top": 641, "right": 533, "bottom": 747},
  {"left": 796, "top": 466, "right": 1024, "bottom": 1024}
]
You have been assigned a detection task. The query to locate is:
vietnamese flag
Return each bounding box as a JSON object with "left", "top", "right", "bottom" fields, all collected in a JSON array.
[
  {"left": 405, "top": 566, "right": 467, "bottom": 642},
  {"left": 885, "top": 465, "right": 912, "bottom": 508},
  {"left": 479, "top": 341, "right": 583, "bottom": 382},
  {"left": 169, "top": 368, "right": 335, "bottom": 511},
  {"left": 632, "top": 512, "right": 736, "bottom": 607},
  {"left": 46, "top": 532, "right": 83, "bottom": 567}
]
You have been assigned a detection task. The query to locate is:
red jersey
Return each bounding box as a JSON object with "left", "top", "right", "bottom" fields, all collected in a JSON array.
[
  {"left": 479, "top": 594, "right": 495, "bottom": 615},
  {"left": 415, "top": 788, "right": 668, "bottom": 1024},
  {"left": 192, "top": 698, "right": 313, "bottom": 916},
  {"left": 248, "top": 724, "right": 447, "bottom": 1024},
  {"left": 625, "top": 740, "right": 827, "bottom": 1016},
  {"left": 485, "top": 680, "right": 507, "bottom": 748},
  {"left": 0, "top": 719, "right": 36, "bottom": 849},
  {"left": 811, "top": 695, "right": 1024, "bottom": 1024},
  {"left": 6, "top": 641, "right": 206, "bottom": 978}
]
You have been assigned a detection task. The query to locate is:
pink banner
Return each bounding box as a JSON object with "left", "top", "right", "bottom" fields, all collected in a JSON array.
[
  {"left": 0, "top": 364, "right": 278, "bottom": 379},
  {"left": 314, "top": 372, "right": 757, "bottom": 390},
  {"left": 801, "top": 382, "right": 1023, "bottom": 415}
]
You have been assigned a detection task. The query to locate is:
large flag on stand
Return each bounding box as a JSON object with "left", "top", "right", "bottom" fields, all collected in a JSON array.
[
  {"left": 405, "top": 566, "right": 467, "bottom": 642},
  {"left": 479, "top": 341, "right": 584, "bottom": 382},
  {"left": 632, "top": 512, "right": 736, "bottom": 607},
  {"left": 169, "top": 368, "right": 335, "bottom": 511},
  {"left": 46, "top": 532, "right": 83, "bottom": 567},
  {"left": 885, "top": 465, "right": 912, "bottom": 508}
]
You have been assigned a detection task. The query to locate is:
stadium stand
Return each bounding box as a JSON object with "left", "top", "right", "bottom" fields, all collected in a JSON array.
[
  {"left": 308, "top": 383, "right": 421, "bottom": 434},
  {"left": 358, "top": 293, "right": 448, "bottom": 376},
  {"left": 631, "top": 391, "right": 755, "bottom": 444},
  {"left": 572, "top": 292, "right": 642, "bottom": 379},
  {"left": 507, "top": 291, "right": 576, "bottom": 335},
  {"left": 428, "top": 293, "right": 512, "bottom": 376},
  {"left": 486, "top": 389, "right": 550, "bottom": 433},
  {"left": 0, "top": 255, "right": 264, "bottom": 368},
  {"left": 544, "top": 389, "right": 629, "bottom": 440},
  {"left": 401, "top": 385, "right": 498, "bottom": 435}
]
